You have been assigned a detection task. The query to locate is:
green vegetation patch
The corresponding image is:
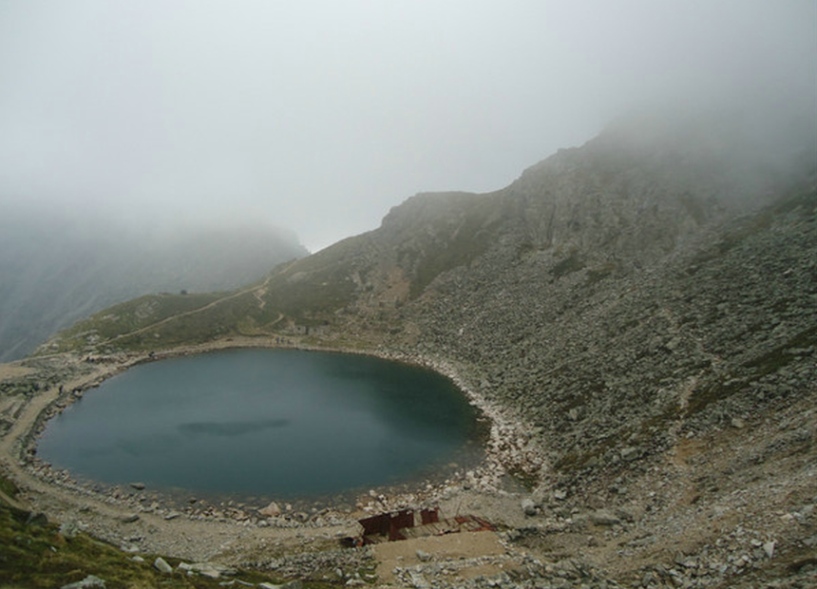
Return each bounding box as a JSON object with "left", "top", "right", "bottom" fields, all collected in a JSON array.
[
  {"left": 686, "top": 184, "right": 816, "bottom": 275},
  {"left": 550, "top": 252, "right": 585, "bottom": 278},
  {"left": 0, "top": 475, "right": 295, "bottom": 589},
  {"left": 0, "top": 476, "right": 18, "bottom": 500},
  {"left": 0, "top": 496, "right": 196, "bottom": 588},
  {"left": 741, "top": 325, "right": 817, "bottom": 376},
  {"left": 685, "top": 325, "right": 817, "bottom": 416},
  {"left": 46, "top": 292, "right": 226, "bottom": 353},
  {"left": 585, "top": 262, "right": 619, "bottom": 285},
  {"left": 259, "top": 235, "right": 371, "bottom": 319},
  {"left": 265, "top": 268, "right": 357, "bottom": 320},
  {"left": 506, "top": 467, "right": 540, "bottom": 492},
  {"left": 409, "top": 198, "right": 502, "bottom": 298}
]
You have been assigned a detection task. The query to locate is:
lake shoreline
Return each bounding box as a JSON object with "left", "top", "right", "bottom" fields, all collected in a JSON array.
[
  {"left": 36, "top": 345, "right": 491, "bottom": 511},
  {"left": 2, "top": 336, "right": 545, "bottom": 558}
]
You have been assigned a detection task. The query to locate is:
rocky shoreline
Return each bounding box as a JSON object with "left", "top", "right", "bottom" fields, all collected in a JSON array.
[
  {"left": 3, "top": 303, "right": 817, "bottom": 588},
  {"left": 1, "top": 342, "right": 536, "bottom": 540},
  {"left": 16, "top": 339, "right": 544, "bottom": 510},
  {"left": 1, "top": 342, "right": 572, "bottom": 588}
]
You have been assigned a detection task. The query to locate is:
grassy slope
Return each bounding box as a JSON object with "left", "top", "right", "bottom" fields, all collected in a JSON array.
[
  {"left": 0, "top": 474, "right": 346, "bottom": 588},
  {"left": 0, "top": 475, "right": 214, "bottom": 588},
  {"left": 45, "top": 292, "right": 226, "bottom": 353},
  {"left": 41, "top": 234, "right": 377, "bottom": 354}
]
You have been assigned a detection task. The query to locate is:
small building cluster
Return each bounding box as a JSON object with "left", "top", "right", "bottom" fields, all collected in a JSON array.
[{"left": 351, "top": 507, "right": 493, "bottom": 546}]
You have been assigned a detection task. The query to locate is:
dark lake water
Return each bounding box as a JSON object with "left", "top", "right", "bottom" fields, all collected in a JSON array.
[{"left": 37, "top": 349, "right": 483, "bottom": 502}]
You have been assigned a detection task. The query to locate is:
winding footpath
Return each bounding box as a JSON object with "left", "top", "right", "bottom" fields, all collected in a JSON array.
[{"left": 0, "top": 360, "right": 130, "bottom": 514}]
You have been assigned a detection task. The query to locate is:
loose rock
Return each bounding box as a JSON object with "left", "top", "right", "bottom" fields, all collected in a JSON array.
[
  {"left": 260, "top": 501, "right": 282, "bottom": 517},
  {"left": 763, "top": 540, "right": 776, "bottom": 559},
  {"left": 61, "top": 575, "right": 106, "bottom": 589}
]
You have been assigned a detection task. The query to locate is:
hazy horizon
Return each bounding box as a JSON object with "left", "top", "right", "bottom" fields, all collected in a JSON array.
[{"left": 1, "top": 1, "right": 815, "bottom": 251}]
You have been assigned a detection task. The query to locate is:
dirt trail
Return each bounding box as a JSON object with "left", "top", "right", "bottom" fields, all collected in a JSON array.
[
  {"left": 373, "top": 531, "right": 510, "bottom": 584},
  {"left": 104, "top": 268, "right": 294, "bottom": 345},
  {"left": 0, "top": 362, "right": 32, "bottom": 381},
  {"left": 253, "top": 287, "right": 268, "bottom": 309},
  {"left": 0, "top": 488, "right": 26, "bottom": 511},
  {"left": 108, "top": 283, "right": 266, "bottom": 344},
  {"left": 0, "top": 362, "right": 121, "bottom": 496},
  {"left": 0, "top": 364, "right": 115, "bottom": 460}
]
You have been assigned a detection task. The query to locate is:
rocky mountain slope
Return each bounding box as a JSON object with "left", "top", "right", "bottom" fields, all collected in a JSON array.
[{"left": 31, "top": 111, "right": 817, "bottom": 587}]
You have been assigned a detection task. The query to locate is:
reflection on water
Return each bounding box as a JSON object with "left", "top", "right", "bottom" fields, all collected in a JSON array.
[
  {"left": 178, "top": 418, "right": 292, "bottom": 437},
  {"left": 38, "top": 349, "right": 483, "bottom": 499}
]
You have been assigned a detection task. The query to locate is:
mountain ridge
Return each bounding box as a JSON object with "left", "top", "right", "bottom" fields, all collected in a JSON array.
[
  {"left": 42, "top": 111, "right": 815, "bottom": 350},
  {"left": 24, "top": 112, "right": 817, "bottom": 587}
]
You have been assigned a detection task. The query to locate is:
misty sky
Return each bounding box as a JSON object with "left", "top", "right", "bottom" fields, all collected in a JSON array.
[{"left": 1, "top": 1, "right": 814, "bottom": 251}]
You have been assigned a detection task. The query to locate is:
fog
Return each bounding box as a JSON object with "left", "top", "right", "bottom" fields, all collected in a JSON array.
[{"left": 1, "top": 1, "right": 814, "bottom": 252}]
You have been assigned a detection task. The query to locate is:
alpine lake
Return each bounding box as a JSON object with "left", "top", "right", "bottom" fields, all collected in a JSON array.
[{"left": 37, "top": 348, "right": 486, "bottom": 508}]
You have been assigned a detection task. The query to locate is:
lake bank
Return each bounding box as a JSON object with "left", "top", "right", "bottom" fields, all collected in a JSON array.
[
  {"left": 37, "top": 347, "right": 487, "bottom": 503},
  {"left": 0, "top": 337, "right": 545, "bottom": 564}
]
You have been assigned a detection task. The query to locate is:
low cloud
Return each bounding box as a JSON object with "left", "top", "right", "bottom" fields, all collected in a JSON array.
[{"left": 1, "top": 1, "right": 814, "bottom": 251}]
